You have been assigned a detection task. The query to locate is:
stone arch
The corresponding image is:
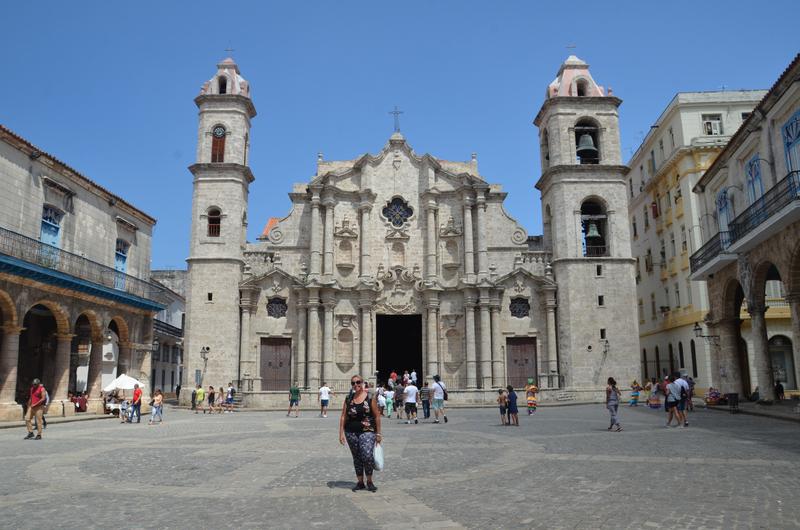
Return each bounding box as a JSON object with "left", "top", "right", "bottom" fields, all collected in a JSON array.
[
  {"left": 575, "top": 116, "right": 601, "bottom": 164},
  {"left": 580, "top": 198, "right": 609, "bottom": 257},
  {"left": 0, "top": 289, "right": 18, "bottom": 328},
  {"left": 721, "top": 278, "right": 745, "bottom": 320},
  {"left": 336, "top": 328, "right": 354, "bottom": 365},
  {"left": 108, "top": 316, "right": 130, "bottom": 343},
  {"left": 787, "top": 241, "right": 800, "bottom": 296},
  {"left": 750, "top": 260, "right": 785, "bottom": 308},
  {"left": 26, "top": 300, "right": 70, "bottom": 335},
  {"left": 74, "top": 309, "right": 103, "bottom": 341}
]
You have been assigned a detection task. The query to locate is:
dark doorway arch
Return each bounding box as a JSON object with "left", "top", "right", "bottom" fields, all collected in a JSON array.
[{"left": 17, "top": 305, "right": 58, "bottom": 404}]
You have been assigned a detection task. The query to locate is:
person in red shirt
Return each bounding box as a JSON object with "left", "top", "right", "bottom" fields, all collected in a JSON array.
[
  {"left": 130, "top": 384, "right": 143, "bottom": 423},
  {"left": 24, "top": 379, "right": 46, "bottom": 440}
]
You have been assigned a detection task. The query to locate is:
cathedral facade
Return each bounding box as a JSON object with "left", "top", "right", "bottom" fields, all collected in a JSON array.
[{"left": 183, "top": 56, "right": 639, "bottom": 406}]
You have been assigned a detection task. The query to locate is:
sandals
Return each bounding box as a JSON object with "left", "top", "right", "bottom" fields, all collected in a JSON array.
[
  {"left": 352, "top": 482, "right": 365, "bottom": 492},
  {"left": 367, "top": 482, "right": 377, "bottom": 492}
]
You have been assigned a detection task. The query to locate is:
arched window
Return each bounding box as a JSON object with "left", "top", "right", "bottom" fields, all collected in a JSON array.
[
  {"left": 218, "top": 76, "right": 227, "bottom": 94},
  {"left": 690, "top": 340, "right": 698, "bottom": 378},
  {"left": 581, "top": 200, "right": 608, "bottom": 257},
  {"left": 643, "top": 348, "right": 649, "bottom": 380},
  {"left": 445, "top": 240, "right": 458, "bottom": 264},
  {"left": 266, "top": 297, "right": 288, "bottom": 318},
  {"left": 207, "top": 208, "right": 221, "bottom": 237},
  {"left": 668, "top": 343, "right": 675, "bottom": 374},
  {"left": 745, "top": 155, "right": 764, "bottom": 204},
  {"left": 211, "top": 125, "right": 226, "bottom": 163},
  {"left": 540, "top": 129, "right": 550, "bottom": 169},
  {"left": 678, "top": 342, "right": 685, "bottom": 370},
  {"left": 716, "top": 189, "right": 733, "bottom": 232},
  {"left": 575, "top": 118, "right": 600, "bottom": 164},
  {"left": 40, "top": 205, "right": 63, "bottom": 247},
  {"left": 576, "top": 78, "right": 588, "bottom": 97},
  {"left": 655, "top": 346, "right": 661, "bottom": 376}
]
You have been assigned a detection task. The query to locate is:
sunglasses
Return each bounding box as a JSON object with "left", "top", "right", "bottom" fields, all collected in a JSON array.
[{"left": 351, "top": 380, "right": 363, "bottom": 386}]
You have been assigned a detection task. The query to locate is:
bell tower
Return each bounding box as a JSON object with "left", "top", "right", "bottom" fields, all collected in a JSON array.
[
  {"left": 184, "top": 58, "right": 256, "bottom": 402},
  {"left": 534, "top": 56, "right": 639, "bottom": 393}
]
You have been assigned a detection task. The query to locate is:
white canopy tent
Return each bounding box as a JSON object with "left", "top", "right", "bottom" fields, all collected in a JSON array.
[{"left": 103, "top": 374, "right": 146, "bottom": 393}]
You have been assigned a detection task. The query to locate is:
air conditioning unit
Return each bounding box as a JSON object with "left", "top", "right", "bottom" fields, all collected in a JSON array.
[{"left": 659, "top": 305, "right": 671, "bottom": 314}]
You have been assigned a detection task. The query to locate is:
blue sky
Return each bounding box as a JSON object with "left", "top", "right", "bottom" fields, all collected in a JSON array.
[{"left": 1, "top": 1, "right": 798, "bottom": 269}]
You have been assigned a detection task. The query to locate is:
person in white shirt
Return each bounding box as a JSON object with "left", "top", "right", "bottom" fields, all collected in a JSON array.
[
  {"left": 410, "top": 369, "right": 418, "bottom": 386},
  {"left": 318, "top": 383, "right": 333, "bottom": 418},
  {"left": 403, "top": 382, "right": 420, "bottom": 424},
  {"left": 431, "top": 374, "right": 448, "bottom": 424},
  {"left": 675, "top": 372, "right": 691, "bottom": 427}
]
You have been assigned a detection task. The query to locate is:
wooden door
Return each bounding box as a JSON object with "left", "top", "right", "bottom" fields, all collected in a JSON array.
[
  {"left": 260, "top": 338, "right": 291, "bottom": 391},
  {"left": 506, "top": 338, "right": 537, "bottom": 389}
]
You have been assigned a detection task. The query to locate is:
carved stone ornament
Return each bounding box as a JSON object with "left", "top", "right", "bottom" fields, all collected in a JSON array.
[
  {"left": 334, "top": 216, "right": 358, "bottom": 239},
  {"left": 439, "top": 216, "right": 462, "bottom": 237},
  {"left": 268, "top": 226, "right": 284, "bottom": 244},
  {"left": 509, "top": 297, "right": 530, "bottom": 318},
  {"left": 511, "top": 227, "right": 527, "bottom": 245},
  {"left": 442, "top": 314, "right": 462, "bottom": 329},
  {"left": 381, "top": 197, "right": 413, "bottom": 228},
  {"left": 513, "top": 277, "right": 525, "bottom": 294},
  {"left": 270, "top": 277, "right": 283, "bottom": 294},
  {"left": 267, "top": 297, "right": 288, "bottom": 318},
  {"left": 374, "top": 263, "right": 423, "bottom": 314}
]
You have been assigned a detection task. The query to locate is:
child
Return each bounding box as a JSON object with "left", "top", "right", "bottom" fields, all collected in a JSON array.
[
  {"left": 629, "top": 380, "right": 642, "bottom": 407},
  {"left": 497, "top": 389, "right": 508, "bottom": 425},
  {"left": 524, "top": 378, "right": 538, "bottom": 415},
  {"left": 377, "top": 391, "right": 387, "bottom": 416},
  {"left": 506, "top": 385, "right": 520, "bottom": 426},
  {"left": 385, "top": 386, "right": 394, "bottom": 418}
]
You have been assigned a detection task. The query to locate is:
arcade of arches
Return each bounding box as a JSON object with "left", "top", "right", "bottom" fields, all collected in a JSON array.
[
  {"left": 0, "top": 282, "right": 153, "bottom": 421},
  {"left": 704, "top": 245, "right": 800, "bottom": 401}
]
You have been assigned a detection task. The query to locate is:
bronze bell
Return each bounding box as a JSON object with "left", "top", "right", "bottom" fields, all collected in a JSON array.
[
  {"left": 577, "top": 133, "right": 598, "bottom": 159},
  {"left": 586, "top": 222, "right": 601, "bottom": 239}
]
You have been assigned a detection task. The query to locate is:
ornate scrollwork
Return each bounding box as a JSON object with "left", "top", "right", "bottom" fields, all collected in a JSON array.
[
  {"left": 268, "top": 227, "right": 284, "bottom": 244},
  {"left": 511, "top": 227, "right": 527, "bottom": 245}
]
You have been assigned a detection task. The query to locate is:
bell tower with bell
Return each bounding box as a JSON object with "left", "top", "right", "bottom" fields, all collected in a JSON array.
[{"left": 533, "top": 55, "right": 639, "bottom": 393}]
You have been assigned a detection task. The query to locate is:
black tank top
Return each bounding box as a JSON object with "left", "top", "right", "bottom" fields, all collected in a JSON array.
[{"left": 345, "top": 393, "right": 375, "bottom": 433}]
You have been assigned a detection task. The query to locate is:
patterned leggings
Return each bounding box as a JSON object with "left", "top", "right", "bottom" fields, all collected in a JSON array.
[{"left": 345, "top": 431, "right": 376, "bottom": 477}]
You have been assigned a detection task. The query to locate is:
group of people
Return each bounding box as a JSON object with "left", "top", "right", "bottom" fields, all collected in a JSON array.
[
  {"left": 497, "top": 379, "right": 539, "bottom": 426},
  {"left": 191, "top": 383, "right": 237, "bottom": 414},
  {"left": 375, "top": 374, "right": 448, "bottom": 425},
  {"left": 605, "top": 372, "right": 696, "bottom": 431}
]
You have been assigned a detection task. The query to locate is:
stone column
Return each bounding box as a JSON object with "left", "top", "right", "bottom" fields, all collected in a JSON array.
[
  {"left": 464, "top": 294, "right": 477, "bottom": 389},
  {"left": 475, "top": 190, "right": 489, "bottom": 280},
  {"left": 51, "top": 333, "right": 74, "bottom": 400},
  {"left": 490, "top": 303, "right": 504, "bottom": 387},
  {"left": 425, "top": 197, "right": 438, "bottom": 281},
  {"left": 748, "top": 303, "right": 775, "bottom": 400},
  {"left": 787, "top": 295, "right": 800, "bottom": 391},
  {"left": 322, "top": 296, "right": 335, "bottom": 384},
  {"left": 139, "top": 347, "right": 153, "bottom": 396},
  {"left": 426, "top": 300, "right": 440, "bottom": 379},
  {"left": 296, "top": 297, "right": 307, "bottom": 388},
  {"left": 358, "top": 200, "right": 372, "bottom": 279},
  {"left": 478, "top": 292, "right": 492, "bottom": 388},
  {"left": 545, "top": 304, "right": 559, "bottom": 388},
  {"left": 359, "top": 301, "right": 373, "bottom": 378},
  {"left": 86, "top": 337, "right": 104, "bottom": 399},
  {"left": 0, "top": 325, "right": 21, "bottom": 403},
  {"left": 239, "top": 303, "right": 254, "bottom": 389},
  {"left": 715, "top": 318, "right": 742, "bottom": 396},
  {"left": 463, "top": 196, "right": 475, "bottom": 283},
  {"left": 306, "top": 289, "right": 321, "bottom": 388},
  {"left": 322, "top": 194, "right": 336, "bottom": 280},
  {"left": 117, "top": 342, "right": 132, "bottom": 376},
  {"left": 309, "top": 190, "right": 322, "bottom": 279}
]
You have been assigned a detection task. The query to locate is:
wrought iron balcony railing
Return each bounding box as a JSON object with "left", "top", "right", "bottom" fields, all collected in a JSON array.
[
  {"left": 729, "top": 171, "right": 800, "bottom": 245},
  {"left": 154, "top": 318, "right": 183, "bottom": 337},
  {"left": 690, "top": 231, "right": 731, "bottom": 273},
  {"left": 584, "top": 245, "right": 608, "bottom": 257},
  {"left": 0, "top": 225, "right": 164, "bottom": 303}
]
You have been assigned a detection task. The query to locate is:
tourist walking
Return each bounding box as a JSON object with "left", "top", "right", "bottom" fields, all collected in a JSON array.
[
  {"left": 497, "top": 389, "right": 508, "bottom": 425},
  {"left": 377, "top": 388, "right": 386, "bottom": 415},
  {"left": 506, "top": 385, "right": 519, "bottom": 426},
  {"left": 403, "top": 380, "right": 419, "bottom": 424},
  {"left": 207, "top": 385, "right": 216, "bottom": 414},
  {"left": 288, "top": 381, "right": 301, "bottom": 417},
  {"left": 431, "top": 375, "right": 448, "bottom": 424},
  {"left": 629, "top": 380, "right": 642, "bottom": 406},
  {"left": 319, "top": 382, "right": 333, "bottom": 418},
  {"left": 175, "top": 384, "right": 181, "bottom": 403},
  {"left": 646, "top": 378, "right": 660, "bottom": 409},
  {"left": 194, "top": 384, "right": 205, "bottom": 414},
  {"left": 524, "top": 379, "right": 538, "bottom": 415},
  {"left": 225, "top": 382, "right": 236, "bottom": 413},
  {"left": 215, "top": 385, "right": 225, "bottom": 413},
  {"left": 419, "top": 381, "right": 431, "bottom": 419},
  {"left": 410, "top": 368, "right": 418, "bottom": 387},
  {"left": 148, "top": 389, "right": 164, "bottom": 425},
  {"left": 130, "top": 383, "right": 142, "bottom": 423},
  {"left": 686, "top": 377, "right": 696, "bottom": 412},
  {"left": 339, "top": 374, "right": 382, "bottom": 492},
  {"left": 384, "top": 385, "right": 394, "bottom": 418},
  {"left": 665, "top": 375, "right": 683, "bottom": 427},
  {"left": 393, "top": 382, "right": 404, "bottom": 419},
  {"left": 606, "top": 377, "right": 622, "bottom": 431},
  {"left": 190, "top": 385, "right": 197, "bottom": 411},
  {"left": 24, "top": 379, "right": 46, "bottom": 440},
  {"left": 675, "top": 372, "right": 690, "bottom": 426}
]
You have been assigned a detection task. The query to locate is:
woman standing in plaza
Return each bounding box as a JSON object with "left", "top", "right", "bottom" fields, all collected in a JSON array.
[
  {"left": 339, "top": 374, "right": 382, "bottom": 492},
  {"left": 606, "top": 377, "right": 622, "bottom": 431},
  {"left": 148, "top": 389, "right": 163, "bottom": 425},
  {"left": 506, "top": 385, "right": 519, "bottom": 426}
]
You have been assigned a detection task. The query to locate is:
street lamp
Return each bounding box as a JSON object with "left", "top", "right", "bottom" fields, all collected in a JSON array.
[
  {"left": 693, "top": 322, "right": 720, "bottom": 344},
  {"left": 200, "top": 346, "right": 210, "bottom": 362},
  {"left": 152, "top": 337, "right": 160, "bottom": 351}
]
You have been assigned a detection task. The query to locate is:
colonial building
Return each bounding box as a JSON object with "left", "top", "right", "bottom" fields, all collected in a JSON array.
[
  {"left": 183, "top": 55, "right": 639, "bottom": 406},
  {"left": 627, "top": 91, "right": 767, "bottom": 388},
  {"left": 0, "top": 125, "right": 164, "bottom": 421},
  {"left": 690, "top": 53, "right": 800, "bottom": 400},
  {"left": 151, "top": 274, "right": 185, "bottom": 395}
]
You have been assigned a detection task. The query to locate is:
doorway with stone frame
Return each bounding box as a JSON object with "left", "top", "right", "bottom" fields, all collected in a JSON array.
[{"left": 375, "top": 314, "right": 422, "bottom": 386}]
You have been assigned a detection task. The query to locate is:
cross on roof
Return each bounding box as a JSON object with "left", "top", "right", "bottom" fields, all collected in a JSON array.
[
  {"left": 389, "top": 105, "right": 403, "bottom": 133},
  {"left": 225, "top": 46, "right": 235, "bottom": 56}
]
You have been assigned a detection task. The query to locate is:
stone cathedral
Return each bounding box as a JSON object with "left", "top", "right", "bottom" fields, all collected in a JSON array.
[{"left": 183, "top": 55, "right": 640, "bottom": 406}]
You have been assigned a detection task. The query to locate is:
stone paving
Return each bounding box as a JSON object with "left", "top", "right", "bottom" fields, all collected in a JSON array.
[{"left": 1, "top": 404, "right": 800, "bottom": 529}]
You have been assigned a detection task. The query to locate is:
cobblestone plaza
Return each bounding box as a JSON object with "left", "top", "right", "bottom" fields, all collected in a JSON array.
[{"left": 2, "top": 405, "right": 799, "bottom": 529}]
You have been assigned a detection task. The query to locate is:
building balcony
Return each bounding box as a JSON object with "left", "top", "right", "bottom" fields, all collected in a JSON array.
[
  {"left": 727, "top": 171, "right": 800, "bottom": 253},
  {"left": 0, "top": 225, "right": 165, "bottom": 311},
  {"left": 154, "top": 318, "right": 183, "bottom": 338},
  {"left": 689, "top": 231, "right": 735, "bottom": 280}
]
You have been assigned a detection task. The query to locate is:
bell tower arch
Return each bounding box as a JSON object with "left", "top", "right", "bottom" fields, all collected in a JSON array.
[{"left": 534, "top": 56, "right": 639, "bottom": 392}]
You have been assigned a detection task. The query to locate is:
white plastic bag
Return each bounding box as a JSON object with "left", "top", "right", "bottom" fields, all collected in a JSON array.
[{"left": 373, "top": 442, "right": 384, "bottom": 471}]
